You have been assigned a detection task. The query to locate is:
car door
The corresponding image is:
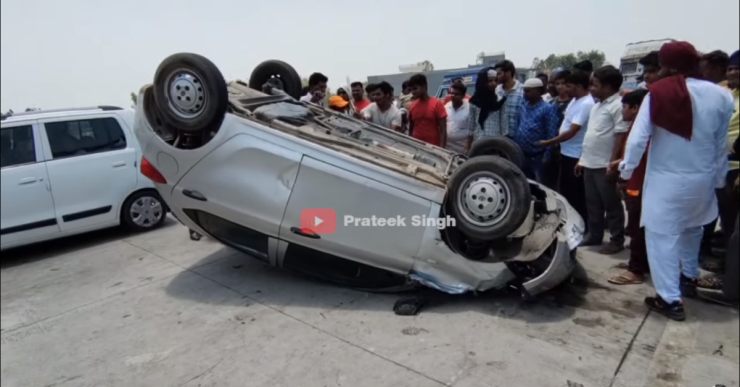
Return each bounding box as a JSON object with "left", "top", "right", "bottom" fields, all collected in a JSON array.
[
  {"left": 0, "top": 122, "right": 59, "bottom": 248},
  {"left": 170, "top": 133, "right": 302, "bottom": 263},
  {"left": 39, "top": 115, "right": 137, "bottom": 233},
  {"left": 279, "top": 156, "right": 432, "bottom": 274}
]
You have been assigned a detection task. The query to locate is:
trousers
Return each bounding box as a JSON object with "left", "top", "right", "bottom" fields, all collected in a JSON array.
[
  {"left": 583, "top": 167, "right": 625, "bottom": 244},
  {"left": 645, "top": 227, "right": 703, "bottom": 303},
  {"left": 559, "top": 155, "right": 588, "bottom": 228},
  {"left": 625, "top": 194, "right": 649, "bottom": 274}
]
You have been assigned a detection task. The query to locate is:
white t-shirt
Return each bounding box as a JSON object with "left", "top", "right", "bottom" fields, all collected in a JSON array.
[
  {"left": 300, "top": 92, "right": 325, "bottom": 106},
  {"left": 579, "top": 93, "right": 629, "bottom": 168},
  {"left": 559, "top": 95, "right": 595, "bottom": 158},
  {"left": 362, "top": 103, "right": 402, "bottom": 130},
  {"left": 445, "top": 101, "right": 470, "bottom": 154}
]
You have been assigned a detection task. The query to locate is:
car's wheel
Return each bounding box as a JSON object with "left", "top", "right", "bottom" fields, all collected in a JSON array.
[
  {"left": 468, "top": 136, "right": 525, "bottom": 170},
  {"left": 249, "top": 60, "right": 303, "bottom": 99},
  {"left": 153, "top": 53, "right": 227, "bottom": 135},
  {"left": 447, "top": 156, "right": 531, "bottom": 241},
  {"left": 122, "top": 190, "right": 167, "bottom": 232}
]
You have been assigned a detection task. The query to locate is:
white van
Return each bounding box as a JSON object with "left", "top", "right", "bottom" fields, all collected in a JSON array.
[{"left": 1, "top": 106, "right": 166, "bottom": 250}]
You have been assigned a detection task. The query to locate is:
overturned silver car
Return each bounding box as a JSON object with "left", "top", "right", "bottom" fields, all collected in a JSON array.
[{"left": 133, "top": 53, "right": 584, "bottom": 298}]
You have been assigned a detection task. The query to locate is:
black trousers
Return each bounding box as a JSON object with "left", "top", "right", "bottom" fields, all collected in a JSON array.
[
  {"left": 723, "top": 214, "right": 739, "bottom": 300},
  {"left": 625, "top": 194, "right": 649, "bottom": 274},
  {"left": 702, "top": 169, "right": 739, "bottom": 249},
  {"left": 541, "top": 149, "right": 561, "bottom": 191},
  {"left": 559, "top": 155, "right": 588, "bottom": 228},
  {"left": 718, "top": 169, "right": 740, "bottom": 242},
  {"left": 583, "top": 167, "right": 625, "bottom": 244}
]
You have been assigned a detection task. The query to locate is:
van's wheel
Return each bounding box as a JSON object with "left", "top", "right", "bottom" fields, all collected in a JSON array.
[
  {"left": 249, "top": 60, "right": 303, "bottom": 99},
  {"left": 153, "top": 53, "right": 227, "bottom": 135},
  {"left": 122, "top": 191, "right": 166, "bottom": 232},
  {"left": 468, "top": 137, "right": 525, "bottom": 170},
  {"left": 447, "top": 156, "right": 531, "bottom": 241}
]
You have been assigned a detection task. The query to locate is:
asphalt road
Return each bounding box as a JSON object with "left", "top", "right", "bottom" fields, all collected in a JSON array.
[{"left": 1, "top": 217, "right": 738, "bottom": 386}]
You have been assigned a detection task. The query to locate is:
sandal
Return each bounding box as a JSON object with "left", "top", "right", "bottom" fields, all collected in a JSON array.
[
  {"left": 608, "top": 270, "right": 645, "bottom": 285},
  {"left": 697, "top": 274, "right": 723, "bottom": 290}
]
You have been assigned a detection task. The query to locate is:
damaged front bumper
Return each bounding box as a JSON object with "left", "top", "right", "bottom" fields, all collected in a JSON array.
[
  {"left": 519, "top": 240, "right": 577, "bottom": 297},
  {"left": 409, "top": 183, "right": 584, "bottom": 298}
]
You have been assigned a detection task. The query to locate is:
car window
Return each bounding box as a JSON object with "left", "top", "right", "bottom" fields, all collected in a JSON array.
[
  {"left": 45, "top": 117, "right": 126, "bottom": 159},
  {"left": 1, "top": 125, "right": 36, "bottom": 168}
]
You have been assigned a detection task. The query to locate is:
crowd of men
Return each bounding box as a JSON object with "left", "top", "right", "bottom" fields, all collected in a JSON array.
[{"left": 297, "top": 41, "right": 739, "bottom": 321}]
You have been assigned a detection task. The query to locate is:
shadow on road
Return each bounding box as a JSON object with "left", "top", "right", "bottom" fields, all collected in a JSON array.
[
  {"left": 0, "top": 217, "right": 178, "bottom": 269},
  {"left": 161, "top": 249, "right": 633, "bottom": 323}
]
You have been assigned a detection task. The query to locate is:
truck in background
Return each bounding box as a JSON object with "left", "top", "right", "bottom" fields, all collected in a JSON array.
[
  {"left": 434, "top": 66, "right": 530, "bottom": 100},
  {"left": 620, "top": 38, "right": 675, "bottom": 90}
]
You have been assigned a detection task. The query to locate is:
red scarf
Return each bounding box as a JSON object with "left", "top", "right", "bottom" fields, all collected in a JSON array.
[
  {"left": 648, "top": 41, "right": 700, "bottom": 140},
  {"left": 648, "top": 75, "right": 693, "bottom": 140}
]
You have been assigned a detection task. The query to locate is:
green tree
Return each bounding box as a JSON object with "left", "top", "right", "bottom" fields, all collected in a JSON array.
[{"left": 533, "top": 50, "right": 606, "bottom": 72}]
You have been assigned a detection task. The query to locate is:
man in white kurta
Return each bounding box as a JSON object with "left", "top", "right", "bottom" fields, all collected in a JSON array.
[{"left": 620, "top": 61, "right": 733, "bottom": 320}]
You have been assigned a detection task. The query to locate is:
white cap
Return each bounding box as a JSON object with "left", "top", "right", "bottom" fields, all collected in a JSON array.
[{"left": 523, "top": 78, "right": 544, "bottom": 88}]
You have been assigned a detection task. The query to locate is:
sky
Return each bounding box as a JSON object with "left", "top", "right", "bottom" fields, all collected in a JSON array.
[{"left": 2, "top": 0, "right": 739, "bottom": 111}]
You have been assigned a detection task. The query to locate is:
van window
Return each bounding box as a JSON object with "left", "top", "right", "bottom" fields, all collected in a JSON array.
[
  {"left": 438, "top": 84, "right": 475, "bottom": 99},
  {"left": 620, "top": 62, "right": 639, "bottom": 75},
  {"left": 1, "top": 125, "right": 36, "bottom": 168},
  {"left": 45, "top": 118, "right": 126, "bottom": 159}
]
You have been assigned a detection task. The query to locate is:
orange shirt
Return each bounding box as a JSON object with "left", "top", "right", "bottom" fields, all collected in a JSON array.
[
  {"left": 353, "top": 99, "right": 371, "bottom": 112},
  {"left": 409, "top": 97, "right": 447, "bottom": 146}
]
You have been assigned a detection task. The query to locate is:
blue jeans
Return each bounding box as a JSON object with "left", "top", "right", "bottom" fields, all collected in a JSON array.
[{"left": 522, "top": 154, "right": 544, "bottom": 182}]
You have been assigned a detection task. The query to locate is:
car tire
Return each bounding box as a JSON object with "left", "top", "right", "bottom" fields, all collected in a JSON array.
[
  {"left": 468, "top": 136, "right": 525, "bottom": 170},
  {"left": 447, "top": 155, "right": 531, "bottom": 241},
  {"left": 122, "top": 190, "right": 167, "bottom": 232},
  {"left": 153, "top": 53, "right": 228, "bottom": 135},
  {"left": 249, "top": 60, "right": 303, "bottom": 100}
]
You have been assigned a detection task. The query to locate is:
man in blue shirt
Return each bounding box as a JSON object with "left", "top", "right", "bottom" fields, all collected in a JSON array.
[{"left": 513, "top": 78, "right": 560, "bottom": 181}]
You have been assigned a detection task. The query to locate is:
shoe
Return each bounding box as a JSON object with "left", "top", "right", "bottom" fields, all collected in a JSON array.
[
  {"left": 599, "top": 241, "right": 625, "bottom": 255},
  {"left": 680, "top": 274, "right": 698, "bottom": 298},
  {"left": 645, "top": 295, "right": 686, "bottom": 321}
]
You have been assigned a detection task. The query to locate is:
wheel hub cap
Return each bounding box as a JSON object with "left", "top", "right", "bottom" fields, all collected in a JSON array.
[
  {"left": 167, "top": 71, "right": 206, "bottom": 119},
  {"left": 130, "top": 196, "right": 163, "bottom": 228},
  {"left": 458, "top": 172, "right": 510, "bottom": 227}
]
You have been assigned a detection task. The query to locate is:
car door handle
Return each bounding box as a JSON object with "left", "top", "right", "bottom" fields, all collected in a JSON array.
[
  {"left": 182, "top": 189, "right": 207, "bottom": 201},
  {"left": 19, "top": 177, "right": 38, "bottom": 185},
  {"left": 290, "top": 227, "right": 321, "bottom": 239},
  {"left": 112, "top": 161, "right": 127, "bottom": 168}
]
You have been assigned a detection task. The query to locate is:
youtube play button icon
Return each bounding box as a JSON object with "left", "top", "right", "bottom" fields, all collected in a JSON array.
[{"left": 299, "top": 208, "right": 337, "bottom": 234}]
